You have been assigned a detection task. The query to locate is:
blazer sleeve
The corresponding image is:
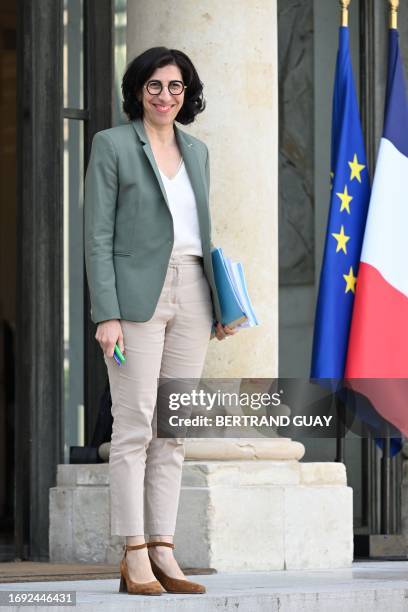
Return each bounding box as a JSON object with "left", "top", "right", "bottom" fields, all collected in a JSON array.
[{"left": 84, "top": 132, "right": 122, "bottom": 324}]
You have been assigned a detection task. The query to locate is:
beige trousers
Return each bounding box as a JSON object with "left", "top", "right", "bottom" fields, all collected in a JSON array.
[{"left": 104, "top": 253, "right": 213, "bottom": 536}]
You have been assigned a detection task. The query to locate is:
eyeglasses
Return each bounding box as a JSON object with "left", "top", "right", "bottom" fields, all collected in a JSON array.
[{"left": 145, "top": 80, "right": 187, "bottom": 96}]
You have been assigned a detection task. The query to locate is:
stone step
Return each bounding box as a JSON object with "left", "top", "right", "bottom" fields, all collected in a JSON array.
[
  {"left": 0, "top": 561, "right": 211, "bottom": 583},
  {"left": 0, "top": 561, "right": 407, "bottom": 611}
]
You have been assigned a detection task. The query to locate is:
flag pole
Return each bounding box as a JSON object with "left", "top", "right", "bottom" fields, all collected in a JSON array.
[
  {"left": 335, "top": 0, "right": 351, "bottom": 462},
  {"left": 340, "top": 0, "right": 351, "bottom": 27},
  {"left": 389, "top": 0, "right": 399, "bottom": 29},
  {"left": 379, "top": 0, "right": 401, "bottom": 547},
  {"left": 336, "top": 0, "right": 351, "bottom": 464}
]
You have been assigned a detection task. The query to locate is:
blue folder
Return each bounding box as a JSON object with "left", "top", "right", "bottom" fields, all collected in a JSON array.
[{"left": 210, "top": 247, "right": 258, "bottom": 338}]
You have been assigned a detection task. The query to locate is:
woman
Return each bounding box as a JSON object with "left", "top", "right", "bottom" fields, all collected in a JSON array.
[{"left": 84, "top": 47, "right": 237, "bottom": 596}]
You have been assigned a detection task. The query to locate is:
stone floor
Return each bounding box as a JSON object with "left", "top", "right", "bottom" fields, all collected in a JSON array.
[{"left": 0, "top": 561, "right": 407, "bottom": 611}]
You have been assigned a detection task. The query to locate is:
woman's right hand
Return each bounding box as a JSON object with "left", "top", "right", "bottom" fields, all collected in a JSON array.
[{"left": 95, "top": 319, "right": 125, "bottom": 358}]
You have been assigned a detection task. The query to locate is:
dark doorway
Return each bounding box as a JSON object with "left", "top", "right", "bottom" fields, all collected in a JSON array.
[
  {"left": 0, "top": 0, "right": 17, "bottom": 562},
  {"left": 0, "top": 0, "right": 114, "bottom": 562}
]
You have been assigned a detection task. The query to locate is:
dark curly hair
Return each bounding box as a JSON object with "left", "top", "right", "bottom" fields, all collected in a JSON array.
[{"left": 122, "top": 47, "right": 206, "bottom": 125}]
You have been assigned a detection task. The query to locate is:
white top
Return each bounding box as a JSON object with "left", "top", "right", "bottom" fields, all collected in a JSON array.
[{"left": 159, "top": 160, "right": 203, "bottom": 257}]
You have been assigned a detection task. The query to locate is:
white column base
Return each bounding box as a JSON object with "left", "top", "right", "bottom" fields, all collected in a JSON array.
[
  {"left": 175, "top": 459, "right": 352, "bottom": 571},
  {"left": 50, "top": 459, "right": 352, "bottom": 570}
]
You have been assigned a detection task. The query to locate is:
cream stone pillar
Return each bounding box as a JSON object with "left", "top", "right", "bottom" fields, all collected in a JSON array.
[{"left": 127, "top": 1, "right": 277, "bottom": 379}]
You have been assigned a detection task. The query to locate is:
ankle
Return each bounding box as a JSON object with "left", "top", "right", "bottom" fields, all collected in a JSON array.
[
  {"left": 126, "top": 535, "right": 146, "bottom": 546},
  {"left": 149, "top": 535, "right": 173, "bottom": 542},
  {"left": 126, "top": 547, "right": 149, "bottom": 561}
]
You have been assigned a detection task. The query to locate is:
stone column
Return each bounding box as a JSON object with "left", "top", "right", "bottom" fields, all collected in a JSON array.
[{"left": 127, "top": 0, "right": 278, "bottom": 379}]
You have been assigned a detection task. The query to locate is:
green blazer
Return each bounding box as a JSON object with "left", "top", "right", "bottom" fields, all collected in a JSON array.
[{"left": 84, "top": 118, "right": 222, "bottom": 326}]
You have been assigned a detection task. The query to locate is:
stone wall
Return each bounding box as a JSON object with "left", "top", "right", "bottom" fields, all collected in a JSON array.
[{"left": 278, "top": 0, "right": 314, "bottom": 285}]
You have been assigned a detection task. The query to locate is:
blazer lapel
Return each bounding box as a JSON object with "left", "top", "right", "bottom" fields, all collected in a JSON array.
[
  {"left": 174, "top": 124, "right": 210, "bottom": 245},
  {"left": 132, "top": 119, "right": 170, "bottom": 209},
  {"left": 131, "top": 119, "right": 209, "bottom": 245}
]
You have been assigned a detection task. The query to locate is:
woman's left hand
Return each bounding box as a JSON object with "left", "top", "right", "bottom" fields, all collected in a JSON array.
[{"left": 214, "top": 321, "right": 239, "bottom": 341}]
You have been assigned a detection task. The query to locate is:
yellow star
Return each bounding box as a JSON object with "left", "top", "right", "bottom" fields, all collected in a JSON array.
[
  {"left": 348, "top": 154, "right": 365, "bottom": 183},
  {"left": 331, "top": 225, "right": 350, "bottom": 254},
  {"left": 343, "top": 266, "right": 357, "bottom": 293},
  {"left": 336, "top": 185, "right": 353, "bottom": 213}
]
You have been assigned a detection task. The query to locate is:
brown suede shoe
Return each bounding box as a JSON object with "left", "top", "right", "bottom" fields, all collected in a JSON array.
[
  {"left": 147, "top": 541, "right": 206, "bottom": 594},
  {"left": 119, "top": 543, "right": 164, "bottom": 595}
]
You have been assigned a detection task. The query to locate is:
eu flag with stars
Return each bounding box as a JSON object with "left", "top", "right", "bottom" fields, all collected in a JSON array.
[{"left": 311, "top": 26, "right": 371, "bottom": 379}]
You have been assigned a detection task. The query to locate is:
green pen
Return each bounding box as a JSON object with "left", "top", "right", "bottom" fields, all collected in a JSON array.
[{"left": 114, "top": 343, "right": 126, "bottom": 364}]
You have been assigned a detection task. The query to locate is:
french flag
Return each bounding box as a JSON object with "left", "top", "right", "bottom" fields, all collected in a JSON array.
[{"left": 344, "top": 28, "right": 408, "bottom": 437}]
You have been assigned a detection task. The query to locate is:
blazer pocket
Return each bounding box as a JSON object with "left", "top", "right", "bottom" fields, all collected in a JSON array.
[{"left": 113, "top": 252, "right": 131, "bottom": 257}]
